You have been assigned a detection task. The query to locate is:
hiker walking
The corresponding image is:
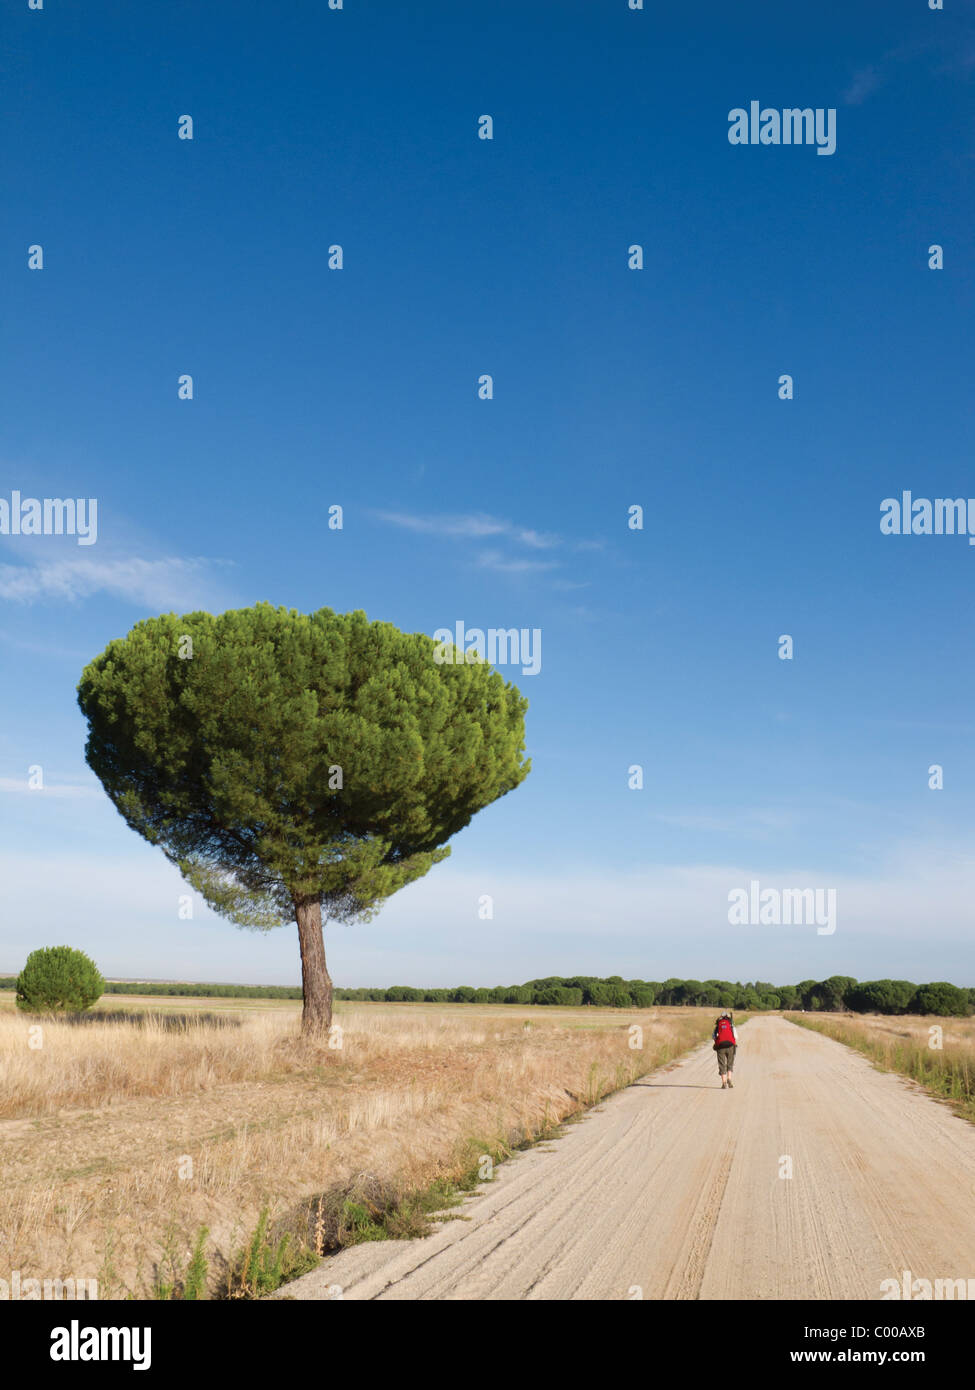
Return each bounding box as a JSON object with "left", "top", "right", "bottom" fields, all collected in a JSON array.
[{"left": 713, "top": 1012, "right": 738, "bottom": 1089}]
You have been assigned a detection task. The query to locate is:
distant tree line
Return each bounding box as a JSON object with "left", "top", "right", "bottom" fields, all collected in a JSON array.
[
  {"left": 0, "top": 978, "right": 303, "bottom": 1000},
  {"left": 0, "top": 973, "right": 970, "bottom": 1015},
  {"left": 333, "top": 974, "right": 974, "bottom": 1016}
]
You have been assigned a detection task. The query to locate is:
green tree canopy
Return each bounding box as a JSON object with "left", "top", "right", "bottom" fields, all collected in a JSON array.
[
  {"left": 77, "top": 604, "right": 530, "bottom": 1033},
  {"left": 817, "top": 975, "right": 857, "bottom": 1011},
  {"left": 911, "top": 982, "right": 971, "bottom": 1017},
  {"left": 846, "top": 979, "right": 915, "bottom": 1015},
  {"left": 16, "top": 945, "right": 104, "bottom": 1014},
  {"left": 795, "top": 979, "right": 819, "bottom": 1009}
]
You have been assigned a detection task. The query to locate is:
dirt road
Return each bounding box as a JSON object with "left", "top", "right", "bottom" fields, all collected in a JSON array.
[{"left": 275, "top": 1016, "right": 975, "bottom": 1300}]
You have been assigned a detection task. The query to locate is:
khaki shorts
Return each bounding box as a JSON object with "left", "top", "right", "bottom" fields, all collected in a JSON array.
[{"left": 716, "top": 1044, "right": 736, "bottom": 1075}]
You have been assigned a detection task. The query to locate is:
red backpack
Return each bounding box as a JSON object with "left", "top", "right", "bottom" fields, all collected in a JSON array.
[{"left": 714, "top": 1016, "right": 735, "bottom": 1047}]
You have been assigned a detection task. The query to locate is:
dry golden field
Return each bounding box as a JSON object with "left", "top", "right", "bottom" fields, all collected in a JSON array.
[{"left": 0, "top": 996, "right": 715, "bottom": 1298}]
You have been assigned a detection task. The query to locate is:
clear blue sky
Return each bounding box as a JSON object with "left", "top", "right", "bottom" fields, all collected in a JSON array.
[{"left": 2, "top": 0, "right": 974, "bottom": 987}]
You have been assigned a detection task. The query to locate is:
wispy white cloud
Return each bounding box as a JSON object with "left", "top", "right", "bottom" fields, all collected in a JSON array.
[
  {"left": 374, "top": 507, "right": 609, "bottom": 597},
  {"left": 475, "top": 549, "right": 560, "bottom": 576},
  {"left": 843, "top": 65, "right": 883, "bottom": 105},
  {"left": 374, "top": 510, "right": 561, "bottom": 549},
  {"left": 516, "top": 529, "right": 560, "bottom": 551},
  {"left": 0, "top": 555, "right": 231, "bottom": 608},
  {"left": 843, "top": 32, "right": 974, "bottom": 105}
]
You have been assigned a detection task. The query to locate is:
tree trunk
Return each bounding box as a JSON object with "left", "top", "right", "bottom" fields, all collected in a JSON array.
[{"left": 294, "top": 897, "right": 333, "bottom": 1037}]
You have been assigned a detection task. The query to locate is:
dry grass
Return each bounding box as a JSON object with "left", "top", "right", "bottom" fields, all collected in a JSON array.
[
  {"left": 786, "top": 1011, "right": 975, "bottom": 1122},
  {"left": 0, "top": 1007, "right": 300, "bottom": 1118},
  {"left": 0, "top": 1000, "right": 714, "bottom": 1298}
]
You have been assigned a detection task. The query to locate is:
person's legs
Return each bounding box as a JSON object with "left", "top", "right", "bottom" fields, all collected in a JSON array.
[{"left": 717, "top": 1046, "right": 730, "bottom": 1086}]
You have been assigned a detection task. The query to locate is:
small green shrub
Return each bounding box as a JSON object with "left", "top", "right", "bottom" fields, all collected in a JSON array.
[
  {"left": 183, "top": 1226, "right": 210, "bottom": 1300},
  {"left": 226, "top": 1207, "right": 317, "bottom": 1298},
  {"left": 16, "top": 945, "right": 104, "bottom": 1014}
]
